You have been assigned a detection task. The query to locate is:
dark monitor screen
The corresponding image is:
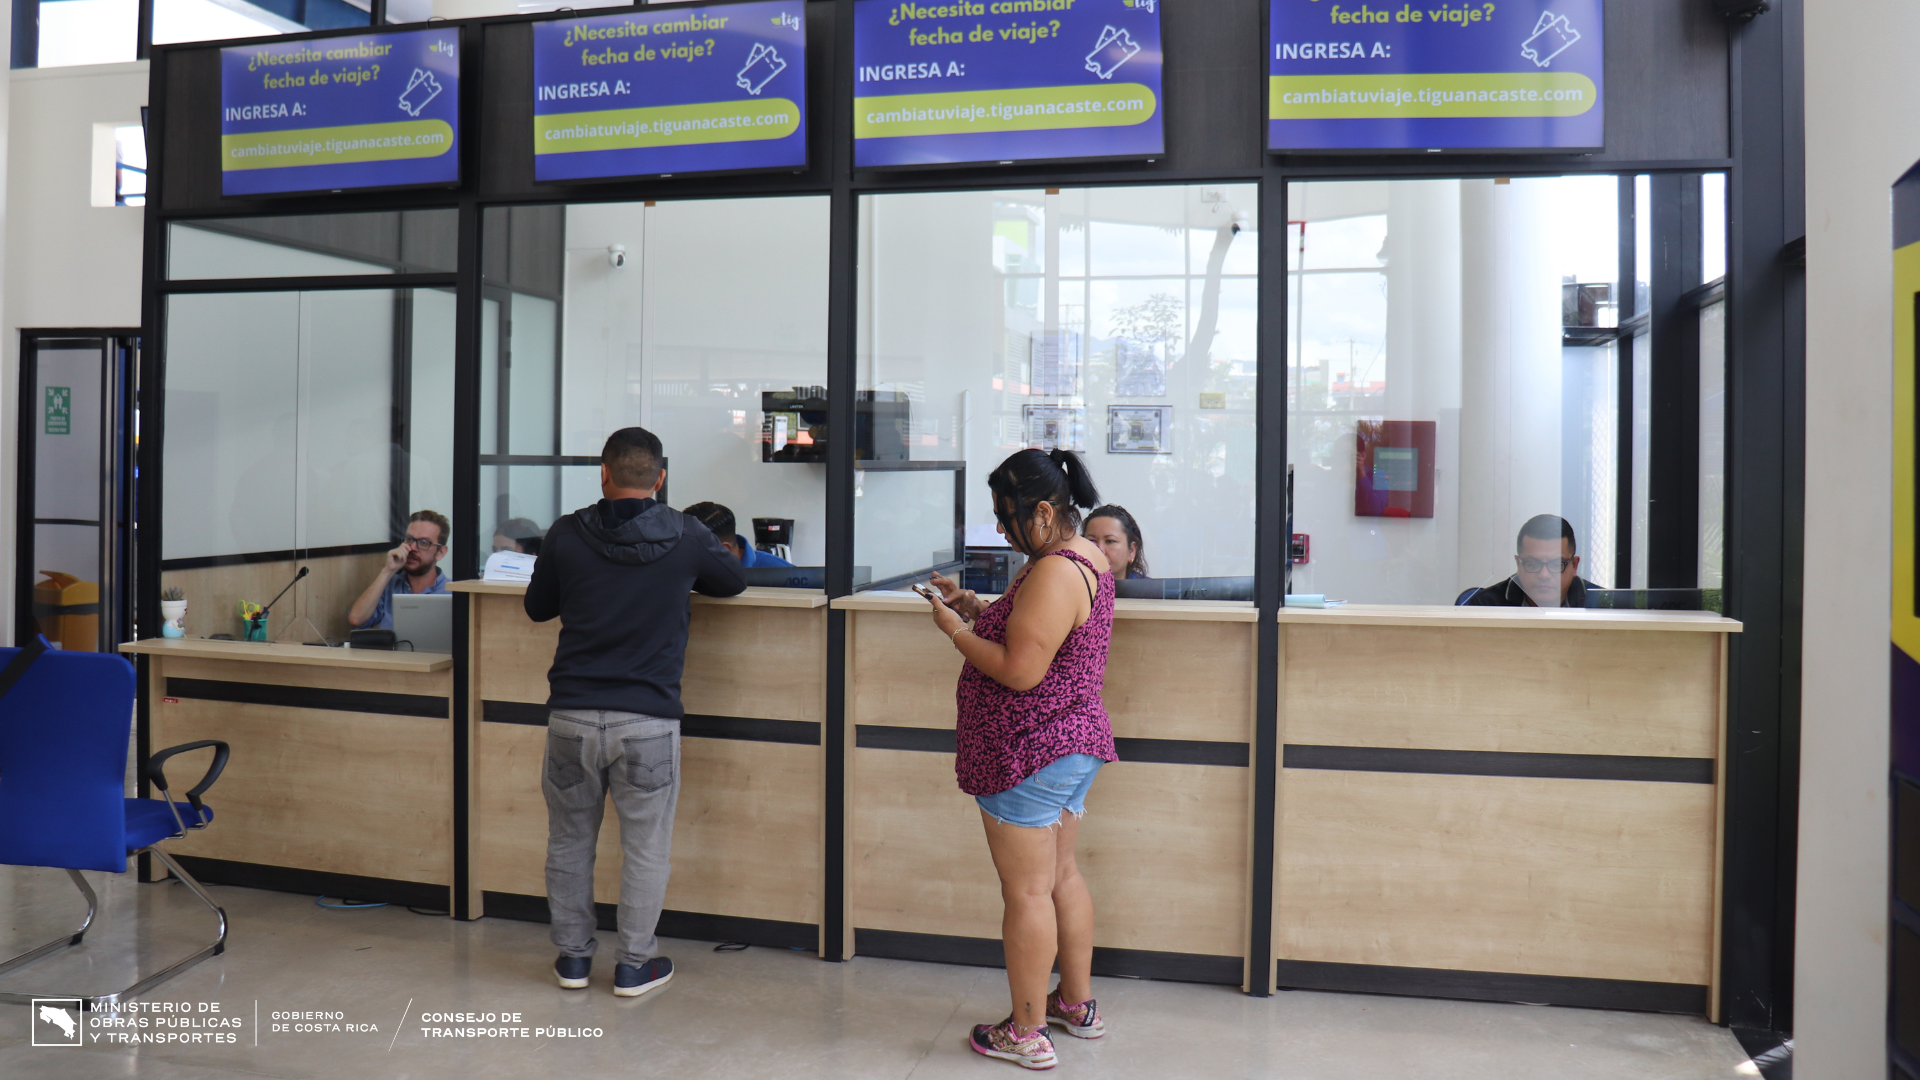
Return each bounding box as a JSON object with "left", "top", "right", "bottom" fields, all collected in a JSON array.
[
  {"left": 1115, "top": 576, "right": 1254, "bottom": 602},
  {"left": 740, "top": 566, "right": 872, "bottom": 590},
  {"left": 1584, "top": 588, "right": 1706, "bottom": 611}
]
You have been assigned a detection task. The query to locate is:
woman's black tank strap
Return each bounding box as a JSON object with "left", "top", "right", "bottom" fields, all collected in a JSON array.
[{"left": 1050, "top": 549, "right": 1098, "bottom": 607}]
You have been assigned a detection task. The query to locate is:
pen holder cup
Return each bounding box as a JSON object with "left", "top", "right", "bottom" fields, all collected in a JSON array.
[{"left": 244, "top": 614, "right": 268, "bottom": 643}]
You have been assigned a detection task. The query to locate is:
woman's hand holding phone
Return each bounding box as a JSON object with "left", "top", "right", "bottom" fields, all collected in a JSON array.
[{"left": 928, "top": 571, "right": 982, "bottom": 620}]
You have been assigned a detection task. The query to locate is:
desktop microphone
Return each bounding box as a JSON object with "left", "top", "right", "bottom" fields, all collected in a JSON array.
[{"left": 261, "top": 566, "right": 310, "bottom": 616}]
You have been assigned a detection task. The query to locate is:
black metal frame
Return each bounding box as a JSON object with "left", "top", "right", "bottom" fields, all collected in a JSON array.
[{"left": 128, "top": 0, "right": 1804, "bottom": 1034}]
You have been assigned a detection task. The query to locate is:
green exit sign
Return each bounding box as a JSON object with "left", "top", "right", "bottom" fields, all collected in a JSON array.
[{"left": 44, "top": 386, "right": 70, "bottom": 435}]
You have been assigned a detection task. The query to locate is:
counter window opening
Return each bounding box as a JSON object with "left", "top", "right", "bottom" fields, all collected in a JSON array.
[
  {"left": 856, "top": 183, "right": 1259, "bottom": 600},
  {"left": 1285, "top": 173, "right": 1728, "bottom": 612},
  {"left": 157, "top": 209, "right": 459, "bottom": 644},
  {"left": 476, "top": 197, "right": 830, "bottom": 584}
]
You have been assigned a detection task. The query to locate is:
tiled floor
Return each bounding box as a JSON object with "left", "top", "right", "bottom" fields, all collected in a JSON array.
[{"left": 0, "top": 865, "right": 1760, "bottom": 1079}]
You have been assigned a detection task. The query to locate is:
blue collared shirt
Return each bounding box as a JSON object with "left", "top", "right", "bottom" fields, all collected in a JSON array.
[
  {"left": 736, "top": 537, "right": 794, "bottom": 569},
  {"left": 360, "top": 567, "right": 450, "bottom": 630}
]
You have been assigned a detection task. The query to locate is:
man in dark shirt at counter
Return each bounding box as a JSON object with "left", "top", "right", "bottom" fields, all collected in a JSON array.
[
  {"left": 523, "top": 426, "right": 745, "bottom": 999},
  {"left": 1466, "top": 514, "right": 1597, "bottom": 608}
]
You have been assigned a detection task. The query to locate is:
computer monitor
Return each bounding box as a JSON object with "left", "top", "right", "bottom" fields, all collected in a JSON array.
[
  {"left": 392, "top": 593, "right": 454, "bottom": 654},
  {"left": 1583, "top": 588, "right": 1706, "bottom": 611},
  {"left": 740, "top": 566, "right": 872, "bottom": 590},
  {"left": 1114, "top": 576, "right": 1255, "bottom": 602}
]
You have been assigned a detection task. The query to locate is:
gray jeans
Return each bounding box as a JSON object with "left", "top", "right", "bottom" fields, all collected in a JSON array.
[{"left": 543, "top": 710, "right": 681, "bottom": 966}]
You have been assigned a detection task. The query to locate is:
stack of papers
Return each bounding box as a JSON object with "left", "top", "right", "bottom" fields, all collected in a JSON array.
[{"left": 483, "top": 550, "right": 537, "bottom": 583}]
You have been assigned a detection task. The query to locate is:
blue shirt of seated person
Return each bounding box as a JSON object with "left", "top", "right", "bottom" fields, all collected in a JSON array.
[
  {"left": 350, "top": 511, "right": 453, "bottom": 630},
  {"left": 681, "top": 500, "right": 793, "bottom": 568}
]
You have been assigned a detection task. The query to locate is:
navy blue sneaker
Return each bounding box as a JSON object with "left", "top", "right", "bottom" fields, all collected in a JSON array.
[
  {"left": 613, "top": 956, "right": 673, "bottom": 998},
  {"left": 554, "top": 955, "right": 592, "bottom": 990}
]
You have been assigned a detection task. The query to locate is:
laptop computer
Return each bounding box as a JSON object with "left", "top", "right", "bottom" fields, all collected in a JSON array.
[{"left": 392, "top": 593, "right": 454, "bottom": 654}]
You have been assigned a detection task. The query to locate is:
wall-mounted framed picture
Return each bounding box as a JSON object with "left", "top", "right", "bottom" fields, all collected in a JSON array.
[
  {"left": 1108, "top": 405, "right": 1170, "bottom": 454},
  {"left": 1024, "top": 405, "right": 1086, "bottom": 452}
]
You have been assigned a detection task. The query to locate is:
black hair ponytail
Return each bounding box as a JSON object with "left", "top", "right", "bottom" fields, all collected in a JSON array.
[{"left": 988, "top": 448, "right": 1102, "bottom": 556}]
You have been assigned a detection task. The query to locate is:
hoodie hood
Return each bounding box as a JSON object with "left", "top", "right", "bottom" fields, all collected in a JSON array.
[{"left": 571, "top": 499, "right": 684, "bottom": 566}]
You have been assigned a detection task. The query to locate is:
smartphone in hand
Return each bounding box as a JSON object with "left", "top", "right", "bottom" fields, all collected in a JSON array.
[{"left": 911, "top": 583, "right": 940, "bottom": 602}]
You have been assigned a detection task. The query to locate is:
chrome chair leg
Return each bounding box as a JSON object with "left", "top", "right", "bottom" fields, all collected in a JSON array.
[
  {"left": 0, "top": 848, "right": 227, "bottom": 1010},
  {"left": 0, "top": 869, "right": 97, "bottom": 978}
]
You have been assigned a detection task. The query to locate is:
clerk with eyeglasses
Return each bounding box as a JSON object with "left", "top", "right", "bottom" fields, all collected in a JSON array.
[
  {"left": 349, "top": 509, "right": 453, "bottom": 630},
  {"left": 1465, "top": 514, "right": 1595, "bottom": 608}
]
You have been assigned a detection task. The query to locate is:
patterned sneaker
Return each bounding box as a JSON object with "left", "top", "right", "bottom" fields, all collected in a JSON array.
[
  {"left": 968, "top": 1017, "right": 1057, "bottom": 1070},
  {"left": 1045, "top": 988, "right": 1105, "bottom": 1039}
]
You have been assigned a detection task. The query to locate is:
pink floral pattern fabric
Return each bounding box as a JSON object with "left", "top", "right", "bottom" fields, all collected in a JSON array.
[{"left": 954, "top": 549, "right": 1118, "bottom": 796}]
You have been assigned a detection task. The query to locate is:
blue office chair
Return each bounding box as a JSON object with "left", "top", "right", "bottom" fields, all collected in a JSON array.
[
  {"left": 1454, "top": 587, "right": 1481, "bottom": 605},
  {"left": 0, "top": 638, "right": 230, "bottom": 1009}
]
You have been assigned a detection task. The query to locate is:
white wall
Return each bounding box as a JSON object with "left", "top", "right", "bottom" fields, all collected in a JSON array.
[
  {"left": 1, "top": 60, "right": 146, "bottom": 643},
  {"left": 1799, "top": 1, "right": 1916, "bottom": 1074}
]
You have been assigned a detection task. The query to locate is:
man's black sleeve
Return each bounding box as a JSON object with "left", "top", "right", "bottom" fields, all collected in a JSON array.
[
  {"left": 524, "top": 519, "right": 566, "bottom": 622},
  {"left": 687, "top": 518, "right": 748, "bottom": 598}
]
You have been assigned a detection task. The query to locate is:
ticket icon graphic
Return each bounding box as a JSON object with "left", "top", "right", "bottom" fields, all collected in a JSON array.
[
  {"left": 737, "top": 43, "right": 787, "bottom": 96},
  {"left": 1520, "top": 11, "right": 1581, "bottom": 68},
  {"left": 1085, "top": 25, "right": 1140, "bottom": 81},
  {"left": 399, "top": 68, "right": 443, "bottom": 117}
]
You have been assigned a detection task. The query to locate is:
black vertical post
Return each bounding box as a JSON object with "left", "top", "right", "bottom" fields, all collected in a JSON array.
[
  {"left": 1615, "top": 175, "right": 1637, "bottom": 589},
  {"left": 819, "top": 0, "right": 854, "bottom": 962},
  {"left": 1247, "top": 173, "right": 1285, "bottom": 997},
  {"left": 11, "top": 0, "right": 37, "bottom": 69},
  {"left": 449, "top": 24, "right": 484, "bottom": 922},
  {"left": 391, "top": 291, "right": 415, "bottom": 538},
  {"left": 135, "top": 0, "right": 152, "bottom": 60},
  {"left": 133, "top": 46, "right": 172, "bottom": 883},
  {"left": 1721, "top": 0, "right": 1802, "bottom": 1036},
  {"left": 1648, "top": 172, "right": 1703, "bottom": 588},
  {"left": 370, "top": 0, "right": 387, "bottom": 25}
]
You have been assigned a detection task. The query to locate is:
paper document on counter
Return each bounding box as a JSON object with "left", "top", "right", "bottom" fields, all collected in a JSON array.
[{"left": 484, "top": 550, "right": 537, "bottom": 583}]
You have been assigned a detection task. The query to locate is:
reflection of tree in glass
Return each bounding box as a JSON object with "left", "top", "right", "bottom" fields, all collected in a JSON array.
[{"left": 1107, "top": 291, "right": 1184, "bottom": 350}]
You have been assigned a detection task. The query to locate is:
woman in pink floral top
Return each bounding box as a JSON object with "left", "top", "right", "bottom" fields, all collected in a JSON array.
[{"left": 924, "top": 448, "right": 1116, "bottom": 1071}]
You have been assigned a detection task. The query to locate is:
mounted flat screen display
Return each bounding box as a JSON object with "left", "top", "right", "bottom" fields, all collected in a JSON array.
[
  {"left": 532, "top": 0, "right": 808, "bottom": 183},
  {"left": 1267, "top": 0, "right": 1603, "bottom": 152},
  {"left": 221, "top": 28, "right": 461, "bottom": 198},
  {"left": 852, "top": 0, "right": 1164, "bottom": 170}
]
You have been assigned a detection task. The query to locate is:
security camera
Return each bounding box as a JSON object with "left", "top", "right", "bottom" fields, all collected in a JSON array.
[
  {"left": 1231, "top": 210, "right": 1251, "bottom": 234},
  {"left": 608, "top": 244, "right": 627, "bottom": 269}
]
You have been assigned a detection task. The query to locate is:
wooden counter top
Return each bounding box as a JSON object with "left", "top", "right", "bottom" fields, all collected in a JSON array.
[
  {"left": 1276, "top": 603, "right": 1742, "bottom": 633},
  {"left": 449, "top": 580, "right": 828, "bottom": 609},
  {"left": 119, "top": 637, "right": 455, "bottom": 672},
  {"left": 831, "top": 591, "right": 1258, "bottom": 622}
]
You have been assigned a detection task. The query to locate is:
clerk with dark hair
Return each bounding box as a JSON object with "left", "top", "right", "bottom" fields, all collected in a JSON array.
[
  {"left": 683, "top": 501, "right": 793, "bottom": 568},
  {"left": 1466, "top": 514, "right": 1597, "bottom": 608},
  {"left": 524, "top": 426, "right": 746, "bottom": 999}
]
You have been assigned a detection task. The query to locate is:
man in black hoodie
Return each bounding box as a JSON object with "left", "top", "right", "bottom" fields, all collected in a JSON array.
[{"left": 524, "top": 426, "right": 745, "bottom": 998}]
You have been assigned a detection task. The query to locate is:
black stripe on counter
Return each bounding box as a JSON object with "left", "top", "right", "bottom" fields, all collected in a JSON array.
[
  {"left": 171, "top": 856, "right": 450, "bottom": 911},
  {"left": 1115, "top": 737, "right": 1249, "bottom": 767},
  {"left": 166, "top": 677, "right": 448, "bottom": 719},
  {"left": 1282, "top": 744, "right": 1715, "bottom": 784},
  {"left": 1276, "top": 959, "right": 1708, "bottom": 1015},
  {"left": 856, "top": 928, "right": 1242, "bottom": 986},
  {"left": 856, "top": 725, "right": 1249, "bottom": 766},
  {"left": 482, "top": 701, "right": 821, "bottom": 745},
  {"left": 483, "top": 891, "right": 818, "bottom": 951},
  {"left": 856, "top": 725, "right": 955, "bottom": 754}
]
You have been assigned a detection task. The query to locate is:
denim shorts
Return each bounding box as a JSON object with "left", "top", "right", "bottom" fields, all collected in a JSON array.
[{"left": 975, "top": 754, "right": 1105, "bottom": 829}]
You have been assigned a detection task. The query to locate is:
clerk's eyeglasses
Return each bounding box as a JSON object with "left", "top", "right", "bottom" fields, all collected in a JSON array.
[
  {"left": 1517, "top": 556, "right": 1574, "bottom": 574},
  {"left": 403, "top": 535, "right": 443, "bottom": 551}
]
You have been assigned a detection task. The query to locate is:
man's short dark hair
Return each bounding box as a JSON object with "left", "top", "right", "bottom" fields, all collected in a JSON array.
[
  {"left": 602, "top": 427, "right": 664, "bottom": 491},
  {"left": 409, "top": 509, "right": 450, "bottom": 547},
  {"left": 1516, "top": 514, "right": 1576, "bottom": 555},
  {"left": 683, "top": 501, "right": 735, "bottom": 542}
]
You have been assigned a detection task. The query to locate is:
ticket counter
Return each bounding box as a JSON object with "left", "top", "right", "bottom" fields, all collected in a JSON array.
[
  {"left": 453, "top": 582, "right": 829, "bottom": 951},
  {"left": 836, "top": 593, "right": 1259, "bottom": 984},
  {"left": 118, "top": 638, "right": 456, "bottom": 906},
  {"left": 1272, "top": 605, "right": 1741, "bottom": 1015}
]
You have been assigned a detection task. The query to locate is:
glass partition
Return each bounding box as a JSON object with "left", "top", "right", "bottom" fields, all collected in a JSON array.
[
  {"left": 160, "top": 285, "right": 452, "bottom": 642},
  {"left": 856, "top": 183, "right": 1258, "bottom": 597},
  {"left": 1287, "top": 175, "right": 1726, "bottom": 610},
  {"left": 168, "top": 209, "right": 458, "bottom": 279},
  {"left": 477, "top": 197, "right": 830, "bottom": 579}
]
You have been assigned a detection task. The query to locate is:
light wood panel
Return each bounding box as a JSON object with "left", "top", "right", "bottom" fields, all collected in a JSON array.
[
  {"left": 1105, "top": 620, "right": 1253, "bottom": 743},
  {"left": 1277, "top": 604, "right": 1742, "bottom": 633},
  {"left": 851, "top": 749, "right": 1248, "bottom": 957},
  {"left": 682, "top": 605, "right": 825, "bottom": 723},
  {"left": 834, "top": 593, "right": 1258, "bottom": 622},
  {"left": 155, "top": 656, "right": 451, "bottom": 697},
  {"left": 475, "top": 594, "right": 559, "bottom": 703},
  {"left": 1281, "top": 624, "right": 1720, "bottom": 758},
  {"left": 1275, "top": 768, "right": 1715, "bottom": 985},
  {"left": 149, "top": 670, "right": 452, "bottom": 885},
  {"left": 160, "top": 551, "right": 387, "bottom": 644},
  {"left": 849, "top": 610, "right": 963, "bottom": 729},
  {"left": 452, "top": 580, "right": 828, "bottom": 608},
  {"left": 476, "top": 722, "right": 822, "bottom": 925},
  {"left": 122, "top": 637, "right": 450, "bottom": 672}
]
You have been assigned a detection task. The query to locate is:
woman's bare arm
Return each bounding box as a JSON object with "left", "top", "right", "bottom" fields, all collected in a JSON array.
[{"left": 933, "top": 556, "right": 1091, "bottom": 692}]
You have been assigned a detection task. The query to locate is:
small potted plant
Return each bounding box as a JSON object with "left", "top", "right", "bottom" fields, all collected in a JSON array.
[{"left": 159, "top": 587, "right": 187, "bottom": 638}]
